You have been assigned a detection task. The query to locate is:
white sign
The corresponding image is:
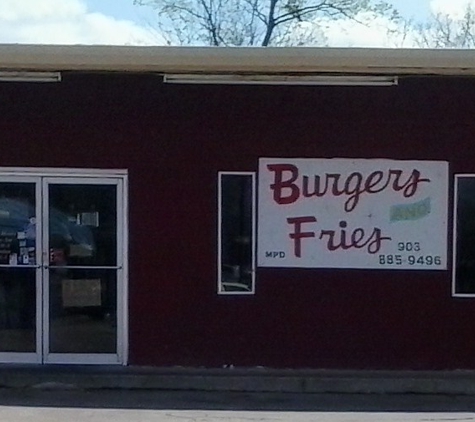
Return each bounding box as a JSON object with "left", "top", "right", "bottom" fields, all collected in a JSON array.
[{"left": 258, "top": 158, "right": 448, "bottom": 270}]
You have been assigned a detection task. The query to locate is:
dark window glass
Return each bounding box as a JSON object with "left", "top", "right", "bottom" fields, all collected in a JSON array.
[
  {"left": 454, "top": 176, "right": 475, "bottom": 294},
  {"left": 49, "top": 268, "right": 117, "bottom": 353},
  {"left": 0, "top": 268, "right": 36, "bottom": 352},
  {"left": 48, "top": 184, "right": 117, "bottom": 267},
  {"left": 219, "top": 173, "right": 254, "bottom": 294}
]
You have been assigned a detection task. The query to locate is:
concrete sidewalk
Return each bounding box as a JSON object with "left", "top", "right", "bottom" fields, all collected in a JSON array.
[{"left": 2, "top": 365, "right": 475, "bottom": 395}]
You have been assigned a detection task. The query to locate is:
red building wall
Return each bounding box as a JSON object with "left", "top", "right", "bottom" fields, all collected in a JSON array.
[{"left": 0, "top": 72, "right": 473, "bottom": 369}]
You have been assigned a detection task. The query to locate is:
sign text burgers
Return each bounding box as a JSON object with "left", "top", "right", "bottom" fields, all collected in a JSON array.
[{"left": 258, "top": 158, "right": 448, "bottom": 269}]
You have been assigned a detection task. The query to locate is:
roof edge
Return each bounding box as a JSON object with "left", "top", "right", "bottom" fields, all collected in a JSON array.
[{"left": 1, "top": 44, "right": 475, "bottom": 75}]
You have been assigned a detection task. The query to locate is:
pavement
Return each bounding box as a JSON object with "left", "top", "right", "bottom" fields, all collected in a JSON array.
[
  {"left": 2, "top": 365, "right": 475, "bottom": 395},
  {"left": 2, "top": 389, "right": 475, "bottom": 421}
]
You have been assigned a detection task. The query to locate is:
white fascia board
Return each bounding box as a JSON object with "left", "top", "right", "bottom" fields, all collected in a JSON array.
[{"left": 0, "top": 45, "right": 475, "bottom": 76}]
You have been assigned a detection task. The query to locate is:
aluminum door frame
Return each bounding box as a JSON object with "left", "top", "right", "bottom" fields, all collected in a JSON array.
[
  {"left": 42, "top": 176, "right": 127, "bottom": 365},
  {"left": 0, "top": 168, "right": 128, "bottom": 365}
]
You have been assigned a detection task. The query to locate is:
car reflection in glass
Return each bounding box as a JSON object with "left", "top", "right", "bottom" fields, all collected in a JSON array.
[{"left": 0, "top": 198, "right": 94, "bottom": 266}]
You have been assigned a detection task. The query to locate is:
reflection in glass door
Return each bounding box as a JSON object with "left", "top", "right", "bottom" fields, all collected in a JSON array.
[
  {"left": 43, "top": 178, "right": 124, "bottom": 364},
  {"left": 0, "top": 178, "right": 41, "bottom": 363},
  {"left": 0, "top": 171, "right": 126, "bottom": 365}
]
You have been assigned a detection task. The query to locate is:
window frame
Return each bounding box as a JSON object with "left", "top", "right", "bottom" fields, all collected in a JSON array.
[{"left": 217, "top": 171, "right": 256, "bottom": 295}]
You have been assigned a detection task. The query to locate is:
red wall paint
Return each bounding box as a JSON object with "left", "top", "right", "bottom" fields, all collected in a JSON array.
[{"left": 0, "top": 73, "right": 474, "bottom": 369}]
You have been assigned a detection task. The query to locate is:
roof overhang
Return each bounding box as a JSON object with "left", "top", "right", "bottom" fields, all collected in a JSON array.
[{"left": 1, "top": 44, "right": 475, "bottom": 76}]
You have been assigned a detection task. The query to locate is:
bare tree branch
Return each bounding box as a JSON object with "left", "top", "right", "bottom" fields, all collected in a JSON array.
[
  {"left": 134, "top": 0, "right": 401, "bottom": 47},
  {"left": 262, "top": 0, "right": 279, "bottom": 46},
  {"left": 413, "top": 3, "right": 475, "bottom": 48}
]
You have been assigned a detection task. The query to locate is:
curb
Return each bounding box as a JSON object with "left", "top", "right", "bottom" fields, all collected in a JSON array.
[{"left": 1, "top": 367, "right": 475, "bottom": 395}]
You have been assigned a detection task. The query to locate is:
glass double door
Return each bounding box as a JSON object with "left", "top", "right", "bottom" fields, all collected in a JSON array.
[{"left": 0, "top": 175, "right": 125, "bottom": 364}]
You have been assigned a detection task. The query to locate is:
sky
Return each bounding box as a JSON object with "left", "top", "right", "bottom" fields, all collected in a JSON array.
[{"left": 0, "top": 0, "right": 472, "bottom": 47}]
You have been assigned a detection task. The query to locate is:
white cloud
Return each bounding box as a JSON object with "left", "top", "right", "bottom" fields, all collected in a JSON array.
[
  {"left": 430, "top": 0, "right": 475, "bottom": 17},
  {"left": 0, "top": 0, "right": 164, "bottom": 45},
  {"left": 318, "top": 13, "right": 415, "bottom": 48},
  {"left": 0, "top": 0, "right": 86, "bottom": 22}
]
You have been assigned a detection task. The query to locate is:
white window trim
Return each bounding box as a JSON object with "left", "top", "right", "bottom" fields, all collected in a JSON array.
[
  {"left": 217, "top": 171, "right": 256, "bottom": 295},
  {"left": 453, "top": 174, "right": 475, "bottom": 297}
]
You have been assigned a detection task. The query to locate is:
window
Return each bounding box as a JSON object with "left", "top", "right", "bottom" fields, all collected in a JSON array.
[
  {"left": 218, "top": 172, "right": 255, "bottom": 295},
  {"left": 453, "top": 175, "right": 475, "bottom": 296}
]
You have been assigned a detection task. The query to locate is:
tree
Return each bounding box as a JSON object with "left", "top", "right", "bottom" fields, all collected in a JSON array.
[
  {"left": 414, "top": 3, "right": 475, "bottom": 48},
  {"left": 134, "top": 0, "right": 400, "bottom": 46}
]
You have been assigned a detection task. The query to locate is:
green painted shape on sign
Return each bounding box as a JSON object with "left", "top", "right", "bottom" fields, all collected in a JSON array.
[{"left": 390, "top": 197, "right": 431, "bottom": 222}]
